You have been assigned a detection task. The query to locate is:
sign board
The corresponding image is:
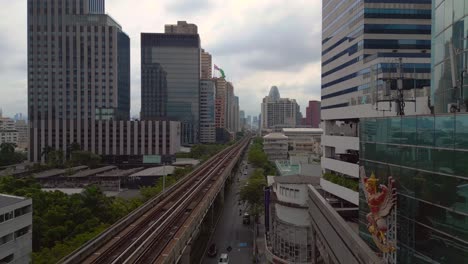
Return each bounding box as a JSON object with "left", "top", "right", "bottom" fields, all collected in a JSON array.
[{"left": 143, "top": 155, "right": 161, "bottom": 164}]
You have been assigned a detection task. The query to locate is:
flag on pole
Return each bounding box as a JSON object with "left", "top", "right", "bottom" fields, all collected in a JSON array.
[{"left": 214, "top": 64, "right": 226, "bottom": 79}]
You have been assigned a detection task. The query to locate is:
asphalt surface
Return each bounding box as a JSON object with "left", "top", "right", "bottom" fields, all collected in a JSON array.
[{"left": 203, "top": 156, "right": 255, "bottom": 264}]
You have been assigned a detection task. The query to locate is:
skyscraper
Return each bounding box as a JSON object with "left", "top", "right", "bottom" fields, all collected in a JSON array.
[
  {"left": 357, "top": 1, "right": 468, "bottom": 262},
  {"left": 321, "top": 0, "right": 432, "bottom": 205},
  {"left": 261, "top": 86, "right": 299, "bottom": 129},
  {"left": 140, "top": 63, "right": 167, "bottom": 119},
  {"left": 214, "top": 77, "right": 227, "bottom": 129},
  {"left": 28, "top": 0, "right": 181, "bottom": 162},
  {"left": 28, "top": 0, "right": 130, "bottom": 161},
  {"left": 141, "top": 23, "right": 200, "bottom": 145},
  {"left": 201, "top": 49, "right": 212, "bottom": 79},
  {"left": 199, "top": 79, "right": 216, "bottom": 143},
  {"left": 304, "top": 100, "right": 321, "bottom": 128}
]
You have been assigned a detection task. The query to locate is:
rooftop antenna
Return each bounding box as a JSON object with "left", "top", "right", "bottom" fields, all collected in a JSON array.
[{"left": 375, "top": 58, "right": 416, "bottom": 116}]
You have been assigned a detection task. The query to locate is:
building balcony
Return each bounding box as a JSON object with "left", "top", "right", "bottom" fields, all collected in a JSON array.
[
  {"left": 321, "top": 157, "right": 359, "bottom": 178},
  {"left": 322, "top": 135, "right": 359, "bottom": 151},
  {"left": 320, "top": 178, "right": 359, "bottom": 205}
]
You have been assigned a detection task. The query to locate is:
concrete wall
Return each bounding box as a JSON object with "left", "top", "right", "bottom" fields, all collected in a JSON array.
[{"left": 307, "top": 185, "right": 381, "bottom": 264}]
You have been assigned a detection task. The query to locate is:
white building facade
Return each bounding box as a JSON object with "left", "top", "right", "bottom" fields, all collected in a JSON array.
[
  {"left": 263, "top": 133, "right": 289, "bottom": 162},
  {"left": 0, "top": 117, "right": 18, "bottom": 146},
  {"left": 0, "top": 194, "right": 32, "bottom": 264},
  {"left": 261, "top": 86, "right": 300, "bottom": 129},
  {"left": 265, "top": 175, "right": 320, "bottom": 264}
]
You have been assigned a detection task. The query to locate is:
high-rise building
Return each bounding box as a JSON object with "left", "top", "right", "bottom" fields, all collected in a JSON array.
[
  {"left": 0, "top": 116, "right": 18, "bottom": 146},
  {"left": 321, "top": 0, "right": 432, "bottom": 205},
  {"left": 140, "top": 63, "right": 168, "bottom": 119},
  {"left": 28, "top": 0, "right": 130, "bottom": 161},
  {"left": 164, "top": 21, "right": 198, "bottom": 35},
  {"left": 201, "top": 49, "right": 212, "bottom": 79},
  {"left": 239, "top": 110, "right": 246, "bottom": 130},
  {"left": 247, "top": 115, "right": 252, "bottom": 129},
  {"left": 199, "top": 79, "right": 216, "bottom": 143},
  {"left": 141, "top": 25, "right": 200, "bottom": 145},
  {"left": 15, "top": 120, "right": 28, "bottom": 150},
  {"left": 214, "top": 78, "right": 227, "bottom": 130},
  {"left": 234, "top": 96, "right": 240, "bottom": 132},
  {"left": 431, "top": 0, "right": 468, "bottom": 113},
  {"left": 357, "top": 1, "right": 468, "bottom": 263},
  {"left": 13, "top": 113, "right": 25, "bottom": 122},
  {"left": 261, "top": 86, "right": 300, "bottom": 129},
  {"left": 304, "top": 100, "right": 321, "bottom": 128},
  {"left": 28, "top": 1, "right": 180, "bottom": 162}
]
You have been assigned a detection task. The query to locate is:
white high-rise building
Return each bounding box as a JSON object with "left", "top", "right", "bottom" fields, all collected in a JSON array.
[
  {"left": 261, "top": 86, "right": 300, "bottom": 129},
  {"left": 321, "top": 0, "right": 432, "bottom": 205}
]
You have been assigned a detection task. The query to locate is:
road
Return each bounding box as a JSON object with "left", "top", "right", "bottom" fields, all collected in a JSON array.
[{"left": 203, "top": 155, "right": 255, "bottom": 264}]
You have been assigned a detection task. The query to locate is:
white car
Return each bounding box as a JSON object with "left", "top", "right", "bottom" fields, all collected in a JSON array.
[{"left": 218, "top": 253, "right": 229, "bottom": 264}]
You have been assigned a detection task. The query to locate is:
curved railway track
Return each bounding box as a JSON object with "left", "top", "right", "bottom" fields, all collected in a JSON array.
[{"left": 80, "top": 137, "right": 249, "bottom": 264}]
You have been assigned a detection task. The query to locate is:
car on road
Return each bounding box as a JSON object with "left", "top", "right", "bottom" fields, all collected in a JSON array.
[
  {"left": 207, "top": 243, "right": 217, "bottom": 257},
  {"left": 218, "top": 253, "right": 229, "bottom": 264},
  {"left": 243, "top": 212, "right": 250, "bottom": 225}
]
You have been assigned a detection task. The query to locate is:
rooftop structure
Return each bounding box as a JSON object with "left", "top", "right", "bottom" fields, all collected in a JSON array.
[
  {"left": 68, "top": 166, "right": 117, "bottom": 178},
  {"left": 129, "top": 165, "right": 176, "bottom": 177},
  {"left": 33, "top": 166, "right": 89, "bottom": 179}
]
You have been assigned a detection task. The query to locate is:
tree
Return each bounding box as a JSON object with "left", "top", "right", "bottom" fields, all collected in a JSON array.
[
  {"left": 69, "top": 151, "right": 101, "bottom": 168},
  {"left": 41, "top": 146, "right": 54, "bottom": 163},
  {"left": 239, "top": 169, "right": 267, "bottom": 219},
  {"left": 47, "top": 150, "right": 65, "bottom": 168},
  {"left": 0, "top": 142, "right": 16, "bottom": 154}
]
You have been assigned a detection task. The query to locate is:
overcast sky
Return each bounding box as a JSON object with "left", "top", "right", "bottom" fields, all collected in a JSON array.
[{"left": 0, "top": 0, "right": 322, "bottom": 118}]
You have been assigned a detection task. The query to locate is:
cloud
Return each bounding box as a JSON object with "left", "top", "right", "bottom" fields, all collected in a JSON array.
[
  {"left": 210, "top": 15, "right": 321, "bottom": 72},
  {"left": 165, "top": 0, "right": 214, "bottom": 14},
  {"left": 0, "top": 0, "right": 322, "bottom": 119}
]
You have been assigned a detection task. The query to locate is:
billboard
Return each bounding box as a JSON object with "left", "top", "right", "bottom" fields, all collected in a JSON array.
[{"left": 143, "top": 155, "right": 161, "bottom": 164}]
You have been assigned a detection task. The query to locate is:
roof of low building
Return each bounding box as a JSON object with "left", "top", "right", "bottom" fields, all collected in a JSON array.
[
  {"left": 68, "top": 166, "right": 117, "bottom": 178},
  {"left": 0, "top": 194, "right": 27, "bottom": 208},
  {"left": 33, "top": 165, "right": 89, "bottom": 179},
  {"left": 263, "top": 133, "right": 288, "bottom": 139},
  {"left": 273, "top": 174, "right": 321, "bottom": 185},
  {"left": 282, "top": 128, "right": 323, "bottom": 133},
  {"left": 96, "top": 167, "right": 144, "bottom": 177},
  {"left": 129, "top": 165, "right": 175, "bottom": 177},
  {"left": 173, "top": 158, "right": 200, "bottom": 166}
]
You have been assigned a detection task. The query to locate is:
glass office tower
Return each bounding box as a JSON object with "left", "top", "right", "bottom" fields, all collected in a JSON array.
[
  {"left": 141, "top": 33, "right": 200, "bottom": 145},
  {"left": 432, "top": 0, "right": 468, "bottom": 113},
  {"left": 360, "top": 114, "right": 468, "bottom": 263}
]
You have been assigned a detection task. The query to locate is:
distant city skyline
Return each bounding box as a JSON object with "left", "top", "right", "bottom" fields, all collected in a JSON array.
[{"left": 0, "top": 0, "right": 321, "bottom": 118}]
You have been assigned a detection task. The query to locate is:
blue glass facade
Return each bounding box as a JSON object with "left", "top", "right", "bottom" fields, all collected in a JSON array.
[
  {"left": 431, "top": 0, "right": 468, "bottom": 113},
  {"left": 360, "top": 114, "right": 468, "bottom": 263},
  {"left": 117, "top": 32, "right": 130, "bottom": 120},
  {"left": 141, "top": 33, "right": 200, "bottom": 144}
]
